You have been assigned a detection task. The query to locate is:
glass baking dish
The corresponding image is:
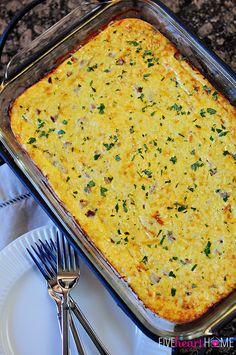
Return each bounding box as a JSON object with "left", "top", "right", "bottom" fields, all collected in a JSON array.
[{"left": 0, "top": 0, "right": 235, "bottom": 341}]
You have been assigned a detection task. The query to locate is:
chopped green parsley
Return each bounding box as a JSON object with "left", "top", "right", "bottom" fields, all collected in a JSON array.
[
  {"left": 88, "top": 180, "right": 96, "bottom": 188},
  {"left": 171, "top": 103, "right": 182, "bottom": 112},
  {"left": 87, "top": 64, "right": 98, "bottom": 72},
  {"left": 27, "top": 137, "right": 36, "bottom": 144},
  {"left": 169, "top": 271, "right": 176, "bottom": 278},
  {"left": 207, "top": 108, "right": 216, "bottom": 115},
  {"left": 115, "top": 155, "right": 121, "bottom": 161},
  {"left": 97, "top": 103, "right": 105, "bottom": 114},
  {"left": 170, "top": 156, "right": 177, "bottom": 164},
  {"left": 127, "top": 40, "right": 140, "bottom": 46},
  {"left": 100, "top": 187, "right": 108, "bottom": 197},
  {"left": 143, "top": 73, "right": 151, "bottom": 80},
  {"left": 103, "top": 143, "right": 114, "bottom": 151},
  {"left": 200, "top": 109, "right": 206, "bottom": 117},
  {"left": 203, "top": 85, "right": 212, "bottom": 94},
  {"left": 141, "top": 255, "right": 148, "bottom": 264},
  {"left": 191, "top": 264, "right": 197, "bottom": 271},
  {"left": 58, "top": 130, "right": 65, "bottom": 135},
  {"left": 204, "top": 241, "right": 211, "bottom": 257},
  {"left": 191, "top": 161, "right": 204, "bottom": 171},
  {"left": 123, "top": 200, "right": 128, "bottom": 213},
  {"left": 94, "top": 154, "right": 101, "bottom": 160},
  {"left": 212, "top": 91, "right": 218, "bottom": 100}
]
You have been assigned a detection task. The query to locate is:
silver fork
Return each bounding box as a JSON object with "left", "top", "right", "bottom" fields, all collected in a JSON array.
[
  {"left": 27, "top": 242, "right": 85, "bottom": 355},
  {"left": 27, "top": 237, "right": 110, "bottom": 355},
  {"left": 57, "top": 233, "right": 80, "bottom": 355}
]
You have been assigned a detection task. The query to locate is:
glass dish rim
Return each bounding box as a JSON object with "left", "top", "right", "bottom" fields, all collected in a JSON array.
[{"left": 0, "top": 0, "right": 235, "bottom": 341}]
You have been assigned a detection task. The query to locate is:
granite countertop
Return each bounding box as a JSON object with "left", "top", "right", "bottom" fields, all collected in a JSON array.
[
  {"left": 0, "top": 1, "right": 235, "bottom": 354},
  {"left": 0, "top": 0, "right": 235, "bottom": 76}
]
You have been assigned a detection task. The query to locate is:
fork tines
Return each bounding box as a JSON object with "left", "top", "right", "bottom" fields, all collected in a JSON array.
[
  {"left": 27, "top": 242, "right": 55, "bottom": 280},
  {"left": 27, "top": 233, "right": 79, "bottom": 277},
  {"left": 56, "top": 232, "right": 79, "bottom": 272}
]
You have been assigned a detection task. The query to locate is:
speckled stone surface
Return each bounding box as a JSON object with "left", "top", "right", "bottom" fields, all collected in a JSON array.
[
  {"left": 0, "top": 0, "right": 235, "bottom": 76},
  {"left": 0, "top": 1, "right": 235, "bottom": 353}
]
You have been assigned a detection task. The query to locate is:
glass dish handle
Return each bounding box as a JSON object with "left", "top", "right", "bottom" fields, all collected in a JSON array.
[
  {"left": 0, "top": 0, "right": 109, "bottom": 84},
  {"left": 0, "top": 0, "right": 47, "bottom": 83}
]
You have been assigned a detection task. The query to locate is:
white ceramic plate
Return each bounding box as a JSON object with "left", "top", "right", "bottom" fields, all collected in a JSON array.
[{"left": 0, "top": 225, "right": 170, "bottom": 355}]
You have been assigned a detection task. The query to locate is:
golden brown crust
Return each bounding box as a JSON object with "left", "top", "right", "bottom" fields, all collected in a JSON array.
[{"left": 10, "top": 18, "right": 236, "bottom": 323}]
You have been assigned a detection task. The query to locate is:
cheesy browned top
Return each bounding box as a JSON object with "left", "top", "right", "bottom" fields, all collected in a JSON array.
[{"left": 11, "top": 18, "right": 236, "bottom": 323}]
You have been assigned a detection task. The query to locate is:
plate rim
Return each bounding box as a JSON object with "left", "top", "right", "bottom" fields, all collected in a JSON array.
[{"left": 0, "top": 225, "right": 146, "bottom": 355}]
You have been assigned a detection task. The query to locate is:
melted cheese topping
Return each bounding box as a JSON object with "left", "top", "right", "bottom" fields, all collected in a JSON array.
[{"left": 11, "top": 19, "right": 236, "bottom": 323}]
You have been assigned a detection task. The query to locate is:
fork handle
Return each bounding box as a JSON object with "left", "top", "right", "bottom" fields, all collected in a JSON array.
[
  {"left": 70, "top": 297, "right": 111, "bottom": 355},
  {"left": 52, "top": 292, "right": 85, "bottom": 355},
  {"left": 61, "top": 293, "right": 70, "bottom": 355},
  {"left": 69, "top": 310, "right": 86, "bottom": 355}
]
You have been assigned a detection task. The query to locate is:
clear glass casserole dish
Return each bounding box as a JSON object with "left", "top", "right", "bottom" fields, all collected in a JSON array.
[{"left": 0, "top": 0, "right": 235, "bottom": 341}]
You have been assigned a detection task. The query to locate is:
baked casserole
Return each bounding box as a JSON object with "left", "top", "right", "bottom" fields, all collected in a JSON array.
[{"left": 10, "top": 18, "right": 236, "bottom": 323}]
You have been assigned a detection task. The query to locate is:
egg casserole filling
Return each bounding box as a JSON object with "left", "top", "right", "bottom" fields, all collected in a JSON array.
[{"left": 11, "top": 19, "right": 236, "bottom": 323}]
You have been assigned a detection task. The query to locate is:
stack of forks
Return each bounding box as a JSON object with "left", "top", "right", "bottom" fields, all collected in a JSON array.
[{"left": 27, "top": 232, "right": 110, "bottom": 355}]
